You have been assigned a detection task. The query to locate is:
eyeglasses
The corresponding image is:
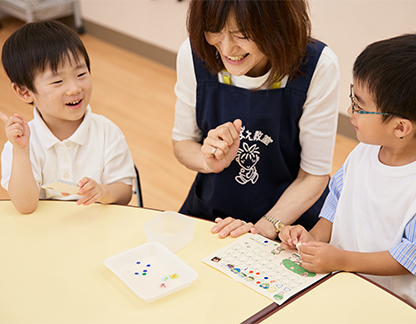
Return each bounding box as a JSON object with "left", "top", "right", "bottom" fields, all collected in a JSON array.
[{"left": 349, "top": 84, "right": 391, "bottom": 116}]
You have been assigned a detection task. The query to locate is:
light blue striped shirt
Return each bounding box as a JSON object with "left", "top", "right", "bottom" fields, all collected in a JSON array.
[{"left": 320, "top": 165, "right": 416, "bottom": 275}]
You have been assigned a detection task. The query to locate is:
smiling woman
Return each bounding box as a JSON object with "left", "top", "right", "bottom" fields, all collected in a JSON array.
[{"left": 172, "top": 0, "right": 341, "bottom": 240}]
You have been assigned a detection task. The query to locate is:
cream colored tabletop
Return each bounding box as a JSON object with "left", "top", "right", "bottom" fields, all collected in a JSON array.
[
  {"left": 259, "top": 272, "right": 416, "bottom": 324},
  {"left": 0, "top": 200, "right": 273, "bottom": 324}
]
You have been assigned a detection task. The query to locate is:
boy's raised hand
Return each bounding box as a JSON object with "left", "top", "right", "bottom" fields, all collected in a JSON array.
[{"left": 0, "top": 110, "right": 30, "bottom": 149}]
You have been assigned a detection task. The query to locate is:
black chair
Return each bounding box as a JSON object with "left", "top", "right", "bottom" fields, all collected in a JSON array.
[{"left": 133, "top": 164, "right": 143, "bottom": 207}]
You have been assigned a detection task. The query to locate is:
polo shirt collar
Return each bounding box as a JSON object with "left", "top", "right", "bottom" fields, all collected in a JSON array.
[{"left": 33, "top": 105, "right": 92, "bottom": 149}]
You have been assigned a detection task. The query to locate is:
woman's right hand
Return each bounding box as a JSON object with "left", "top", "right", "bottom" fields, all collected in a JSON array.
[{"left": 202, "top": 119, "right": 242, "bottom": 173}]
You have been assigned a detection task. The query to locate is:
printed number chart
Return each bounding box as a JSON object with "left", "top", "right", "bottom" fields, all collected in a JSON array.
[{"left": 202, "top": 234, "right": 329, "bottom": 305}]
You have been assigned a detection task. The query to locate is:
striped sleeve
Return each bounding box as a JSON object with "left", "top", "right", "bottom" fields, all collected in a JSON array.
[
  {"left": 319, "top": 165, "right": 344, "bottom": 223},
  {"left": 390, "top": 215, "right": 416, "bottom": 275}
]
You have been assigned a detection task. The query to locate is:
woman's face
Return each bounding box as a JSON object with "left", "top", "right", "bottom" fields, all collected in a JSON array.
[{"left": 204, "top": 11, "right": 269, "bottom": 78}]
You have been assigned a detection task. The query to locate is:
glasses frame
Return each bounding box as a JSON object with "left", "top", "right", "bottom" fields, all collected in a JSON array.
[{"left": 349, "top": 84, "right": 391, "bottom": 116}]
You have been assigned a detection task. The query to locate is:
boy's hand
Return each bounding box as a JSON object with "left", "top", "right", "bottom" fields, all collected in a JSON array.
[
  {"left": 0, "top": 110, "right": 30, "bottom": 150},
  {"left": 278, "top": 225, "right": 314, "bottom": 250},
  {"left": 297, "top": 241, "right": 343, "bottom": 273},
  {"left": 76, "top": 177, "right": 106, "bottom": 206}
]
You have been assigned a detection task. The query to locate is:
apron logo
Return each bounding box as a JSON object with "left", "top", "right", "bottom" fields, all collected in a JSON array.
[
  {"left": 235, "top": 126, "right": 274, "bottom": 185},
  {"left": 235, "top": 142, "right": 260, "bottom": 185}
]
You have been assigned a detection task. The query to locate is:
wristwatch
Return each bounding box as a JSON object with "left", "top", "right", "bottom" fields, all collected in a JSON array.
[{"left": 262, "top": 214, "right": 285, "bottom": 233}]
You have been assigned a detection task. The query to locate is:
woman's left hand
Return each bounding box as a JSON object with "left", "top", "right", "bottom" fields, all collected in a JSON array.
[{"left": 211, "top": 217, "right": 254, "bottom": 238}]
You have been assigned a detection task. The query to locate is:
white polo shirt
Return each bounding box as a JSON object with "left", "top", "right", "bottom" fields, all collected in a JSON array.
[{"left": 1, "top": 105, "right": 135, "bottom": 200}]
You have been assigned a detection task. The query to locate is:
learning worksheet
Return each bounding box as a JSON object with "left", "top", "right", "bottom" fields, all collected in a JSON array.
[{"left": 202, "top": 234, "right": 329, "bottom": 305}]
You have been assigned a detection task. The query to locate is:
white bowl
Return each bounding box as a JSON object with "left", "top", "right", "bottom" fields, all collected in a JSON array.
[
  {"left": 105, "top": 241, "right": 198, "bottom": 303},
  {"left": 143, "top": 211, "right": 194, "bottom": 253}
]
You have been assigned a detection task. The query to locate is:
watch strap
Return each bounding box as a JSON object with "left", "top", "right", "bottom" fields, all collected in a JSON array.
[{"left": 262, "top": 214, "right": 285, "bottom": 233}]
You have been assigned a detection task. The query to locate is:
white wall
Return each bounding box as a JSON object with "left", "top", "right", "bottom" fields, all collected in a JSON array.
[
  {"left": 309, "top": 0, "right": 416, "bottom": 115},
  {"left": 79, "top": 0, "right": 189, "bottom": 53},
  {"left": 79, "top": 0, "right": 416, "bottom": 116}
]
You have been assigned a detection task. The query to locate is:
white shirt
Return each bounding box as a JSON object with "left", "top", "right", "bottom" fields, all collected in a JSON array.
[
  {"left": 1, "top": 105, "right": 135, "bottom": 200},
  {"left": 173, "top": 38, "right": 340, "bottom": 175},
  {"left": 321, "top": 143, "right": 416, "bottom": 305}
]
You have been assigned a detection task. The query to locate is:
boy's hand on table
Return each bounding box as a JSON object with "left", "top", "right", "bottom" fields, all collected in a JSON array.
[
  {"left": 297, "top": 241, "right": 342, "bottom": 273},
  {"left": 0, "top": 110, "right": 30, "bottom": 150},
  {"left": 76, "top": 177, "right": 105, "bottom": 206}
]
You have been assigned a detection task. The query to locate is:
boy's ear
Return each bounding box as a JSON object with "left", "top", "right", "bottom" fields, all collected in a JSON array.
[
  {"left": 393, "top": 118, "right": 413, "bottom": 139},
  {"left": 11, "top": 83, "right": 34, "bottom": 104}
]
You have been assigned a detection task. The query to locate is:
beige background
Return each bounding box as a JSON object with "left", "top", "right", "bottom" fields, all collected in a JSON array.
[{"left": 78, "top": 0, "right": 416, "bottom": 117}]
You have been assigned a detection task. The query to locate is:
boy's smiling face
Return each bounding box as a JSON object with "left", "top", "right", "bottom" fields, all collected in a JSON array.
[{"left": 22, "top": 52, "right": 92, "bottom": 137}]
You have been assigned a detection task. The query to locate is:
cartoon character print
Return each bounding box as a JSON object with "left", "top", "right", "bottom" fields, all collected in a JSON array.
[
  {"left": 235, "top": 142, "right": 260, "bottom": 185},
  {"left": 282, "top": 253, "right": 316, "bottom": 277}
]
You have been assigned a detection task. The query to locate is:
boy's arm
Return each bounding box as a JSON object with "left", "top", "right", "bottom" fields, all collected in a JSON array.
[
  {"left": 76, "top": 178, "right": 132, "bottom": 206},
  {"left": 299, "top": 242, "right": 411, "bottom": 276},
  {"left": 8, "top": 147, "right": 39, "bottom": 213},
  {"left": 307, "top": 165, "right": 345, "bottom": 243},
  {"left": 1, "top": 112, "right": 39, "bottom": 213},
  {"left": 95, "top": 182, "right": 132, "bottom": 205},
  {"left": 309, "top": 217, "right": 333, "bottom": 242}
]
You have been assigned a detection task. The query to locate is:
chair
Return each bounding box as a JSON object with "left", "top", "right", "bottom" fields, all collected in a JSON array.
[
  {"left": 133, "top": 164, "right": 143, "bottom": 207},
  {"left": 0, "top": 0, "right": 84, "bottom": 34}
]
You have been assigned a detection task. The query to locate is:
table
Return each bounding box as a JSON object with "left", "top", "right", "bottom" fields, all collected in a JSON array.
[
  {"left": 0, "top": 201, "right": 272, "bottom": 324},
  {"left": 1, "top": 201, "right": 415, "bottom": 324},
  {"left": 255, "top": 272, "right": 416, "bottom": 324}
]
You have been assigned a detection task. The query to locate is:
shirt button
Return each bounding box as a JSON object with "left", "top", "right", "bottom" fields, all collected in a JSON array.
[{"left": 63, "top": 173, "right": 69, "bottom": 179}]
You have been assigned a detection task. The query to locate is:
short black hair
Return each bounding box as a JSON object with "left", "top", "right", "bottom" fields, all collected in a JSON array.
[
  {"left": 353, "top": 34, "right": 416, "bottom": 122},
  {"left": 1, "top": 20, "right": 90, "bottom": 92}
]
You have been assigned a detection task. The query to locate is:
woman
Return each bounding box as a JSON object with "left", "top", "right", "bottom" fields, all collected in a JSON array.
[{"left": 172, "top": 0, "right": 340, "bottom": 240}]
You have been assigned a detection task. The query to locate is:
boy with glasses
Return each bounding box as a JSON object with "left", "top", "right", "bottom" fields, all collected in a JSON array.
[{"left": 279, "top": 34, "right": 416, "bottom": 306}]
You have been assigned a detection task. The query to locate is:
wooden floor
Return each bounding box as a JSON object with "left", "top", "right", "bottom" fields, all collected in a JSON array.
[{"left": 0, "top": 17, "right": 358, "bottom": 211}]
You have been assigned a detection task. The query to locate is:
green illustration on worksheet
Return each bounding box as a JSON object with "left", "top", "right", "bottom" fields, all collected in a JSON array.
[
  {"left": 283, "top": 253, "right": 316, "bottom": 277},
  {"left": 202, "top": 234, "right": 329, "bottom": 305}
]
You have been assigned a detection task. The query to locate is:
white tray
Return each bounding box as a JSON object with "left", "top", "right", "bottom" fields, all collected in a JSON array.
[{"left": 105, "top": 242, "right": 198, "bottom": 303}]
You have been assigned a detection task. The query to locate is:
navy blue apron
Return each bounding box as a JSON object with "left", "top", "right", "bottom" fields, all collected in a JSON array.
[{"left": 180, "top": 40, "right": 329, "bottom": 230}]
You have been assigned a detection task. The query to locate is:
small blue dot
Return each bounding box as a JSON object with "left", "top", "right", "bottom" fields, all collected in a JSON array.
[
  {"left": 146, "top": 264, "right": 151, "bottom": 267},
  {"left": 264, "top": 277, "right": 269, "bottom": 280},
  {"left": 134, "top": 272, "right": 139, "bottom": 275},
  {"left": 143, "top": 269, "right": 147, "bottom": 273},
  {"left": 264, "top": 240, "right": 269, "bottom": 243},
  {"left": 136, "top": 261, "right": 141, "bottom": 264}
]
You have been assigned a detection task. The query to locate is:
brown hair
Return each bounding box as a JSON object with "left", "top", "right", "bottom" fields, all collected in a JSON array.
[{"left": 187, "top": 0, "right": 311, "bottom": 87}]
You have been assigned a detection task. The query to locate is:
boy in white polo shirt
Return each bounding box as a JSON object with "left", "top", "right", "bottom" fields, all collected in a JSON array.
[
  {"left": 0, "top": 20, "right": 135, "bottom": 213},
  {"left": 279, "top": 34, "right": 416, "bottom": 306}
]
